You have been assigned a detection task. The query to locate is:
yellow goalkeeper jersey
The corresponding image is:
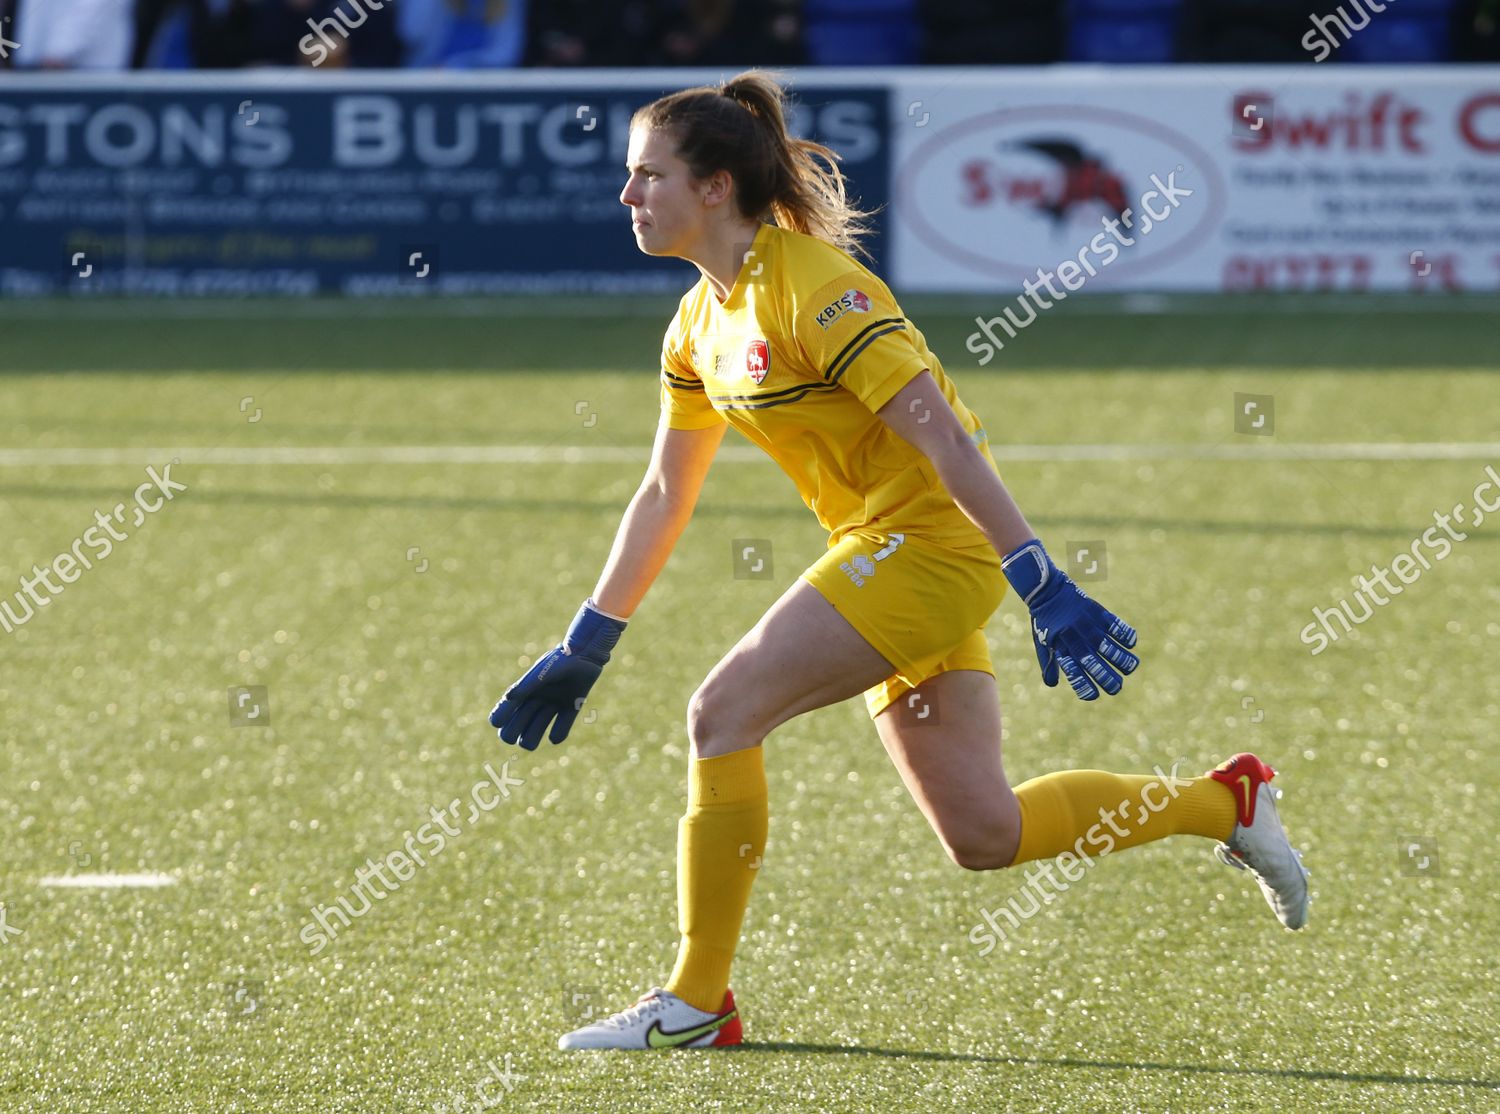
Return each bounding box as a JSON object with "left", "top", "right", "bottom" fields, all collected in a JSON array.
[{"left": 659, "top": 222, "right": 995, "bottom": 547}]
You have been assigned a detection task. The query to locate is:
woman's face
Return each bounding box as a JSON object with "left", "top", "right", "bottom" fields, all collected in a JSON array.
[{"left": 619, "top": 126, "right": 710, "bottom": 259}]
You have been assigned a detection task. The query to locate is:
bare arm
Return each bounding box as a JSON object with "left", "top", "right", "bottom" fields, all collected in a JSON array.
[
  {"left": 876, "top": 371, "right": 1034, "bottom": 557},
  {"left": 590, "top": 420, "right": 727, "bottom": 619}
]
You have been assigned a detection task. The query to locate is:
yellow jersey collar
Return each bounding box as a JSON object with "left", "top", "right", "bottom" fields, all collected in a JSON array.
[{"left": 719, "top": 223, "right": 771, "bottom": 312}]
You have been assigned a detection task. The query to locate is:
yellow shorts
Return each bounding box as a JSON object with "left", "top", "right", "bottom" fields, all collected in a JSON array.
[{"left": 800, "top": 528, "right": 1007, "bottom": 720}]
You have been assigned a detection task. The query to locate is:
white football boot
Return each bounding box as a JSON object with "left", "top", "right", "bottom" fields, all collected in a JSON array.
[
  {"left": 558, "top": 987, "right": 741, "bottom": 1050},
  {"left": 1208, "top": 753, "right": 1311, "bottom": 930}
]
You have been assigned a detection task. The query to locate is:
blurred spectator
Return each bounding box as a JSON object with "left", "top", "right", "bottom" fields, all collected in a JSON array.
[
  {"left": 132, "top": 0, "right": 192, "bottom": 67},
  {"left": 399, "top": 0, "right": 526, "bottom": 68},
  {"left": 525, "top": 0, "right": 801, "bottom": 67},
  {"left": 9, "top": 0, "right": 135, "bottom": 69},
  {"left": 23, "top": 0, "right": 1484, "bottom": 70},
  {"left": 135, "top": 0, "right": 299, "bottom": 67},
  {"left": 1453, "top": 0, "right": 1499, "bottom": 58},
  {"left": 134, "top": 0, "right": 400, "bottom": 69},
  {"left": 1179, "top": 0, "right": 1316, "bottom": 62},
  {"left": 919, "top": 0, "right": 1063, "bottom": 64},
  {"left": 657, "top": 0, "right": 803, "bottom": 66},
  {"left": 524, "top": 1, "right": 671, "bottom": 66},
  {"left": 315, "top": 0, "right": 403, "bottom": 67}
]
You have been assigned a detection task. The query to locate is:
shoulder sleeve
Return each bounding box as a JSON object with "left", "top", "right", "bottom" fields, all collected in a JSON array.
[
  {"left": 793, "top": 274, "right": 927, "bottom": 414},
  {"left": 659, "top": 305, "right": 726, "bottom": 431}
]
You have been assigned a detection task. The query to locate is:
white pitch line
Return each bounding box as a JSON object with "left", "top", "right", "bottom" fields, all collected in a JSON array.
[
  {"left": 0, "top": 445, "right": 654, "bottom": 466},
  {"left": 990, "top": 442, "right": 1500, "bottom": 462},
  {"left": 0, "top": 443, "right": 1495, "bottom": 467},
  {"left": 39, "top": 873, "right": 177, "bottom": 889}
]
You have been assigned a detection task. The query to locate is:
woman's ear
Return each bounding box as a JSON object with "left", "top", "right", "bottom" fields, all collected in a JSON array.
[{"left": 700, "top": 169, "right": 735, "bottom": 209}]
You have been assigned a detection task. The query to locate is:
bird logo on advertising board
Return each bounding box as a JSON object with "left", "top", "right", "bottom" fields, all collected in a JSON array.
[
  {"left": 899, "top": 105, "right": 1224, "bottom": 282},
  {"left": 1008, "top": 138, "right": 1130, "bottom": 228}
]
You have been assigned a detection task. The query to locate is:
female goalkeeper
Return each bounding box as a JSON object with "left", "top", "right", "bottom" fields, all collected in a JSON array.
[{"left": 489, "top": 71, "right": 1309, "bottom": 1051}]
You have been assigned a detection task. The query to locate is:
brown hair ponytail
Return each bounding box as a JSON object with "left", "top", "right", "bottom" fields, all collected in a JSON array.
[{"left": 632, "top": 70, "right": 874, "bottom": 259}]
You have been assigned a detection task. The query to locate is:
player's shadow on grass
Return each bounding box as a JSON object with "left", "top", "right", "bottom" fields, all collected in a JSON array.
[{"left": 733, "top": 1043, "right": 1500, "bottom": 1092}]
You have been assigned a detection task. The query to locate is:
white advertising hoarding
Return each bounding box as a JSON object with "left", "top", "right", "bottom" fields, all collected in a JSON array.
[{"left": 889, "top": 67, "right": 1500, "bottom": 293}]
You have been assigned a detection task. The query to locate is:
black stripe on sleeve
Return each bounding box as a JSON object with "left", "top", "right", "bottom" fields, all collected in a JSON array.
[
  {"left": 827, "top": 323, "right": 909, "bottom": 386},
  {"left": 822, "top": 317, "right": 905, "bottom": 383},
  {"left": 662, "top": 369, "right": 705, "bottom": 391}
]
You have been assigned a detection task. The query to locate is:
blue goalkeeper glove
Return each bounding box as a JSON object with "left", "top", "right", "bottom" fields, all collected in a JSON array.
[
  {"left": 1002, "top": 540, "right": 1139, "bottom": 700},
  {"left": 489, "top": 599, "right": 627, "bottom": 750}
]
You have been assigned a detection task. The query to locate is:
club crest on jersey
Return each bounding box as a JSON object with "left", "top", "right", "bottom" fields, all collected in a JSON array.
[
  {"left": 744, "top": 338, "right": 770, "bottom": 384},
  {"left": 814, "top": 288, "right": 872, "bottom": 330}
]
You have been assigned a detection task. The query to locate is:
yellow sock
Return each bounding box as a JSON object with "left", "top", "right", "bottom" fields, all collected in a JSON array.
[
  {"left": 1012, "top": 767, "right": 1236, "bottom": 866},
  {"left": 665, "top": 747, "right": 768, "bottom": 1012}
]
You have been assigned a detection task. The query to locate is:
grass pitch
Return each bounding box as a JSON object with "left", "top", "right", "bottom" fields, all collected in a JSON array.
[{"left": 0, "top": 295, "right": 1496, "bottom": 1112}]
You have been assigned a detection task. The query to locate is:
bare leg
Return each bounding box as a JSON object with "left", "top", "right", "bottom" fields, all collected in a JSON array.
[
  {"left": 686, "top": 578, "right": 895, "bottom": 756},
  {"left": 873, "top": 669, "right": 1021, "bottom": 870}
]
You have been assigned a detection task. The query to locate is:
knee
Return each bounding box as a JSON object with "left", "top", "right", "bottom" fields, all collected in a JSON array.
[
  {"left": 942, "top": 816, "right": 1022, "bottom": 872},
  {"left": 686, "top": 676, "right": 758, "bottom": 758}
]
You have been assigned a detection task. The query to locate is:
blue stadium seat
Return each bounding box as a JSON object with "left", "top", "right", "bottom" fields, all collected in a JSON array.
[
  {"left": 1072, "top": 0, "right": 1179, "bottom": 13},
  {"left": 805, "top": 0, "right": 920, "bottom": 64},
  {"left": 805, "top": 21, "right": 920, "bottom": 64},
  {"left": 810, "top": 0, "right": 912, "bottom": 65},
  {"left": 1067, "top": 15, "right": 1178, "bottom": 61},
  {"left": 805, "top": 0, "right": 916, "bottom": 14},
  {"left": 1343, "top": 17, "right": 1451, "bottom": 61}
]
